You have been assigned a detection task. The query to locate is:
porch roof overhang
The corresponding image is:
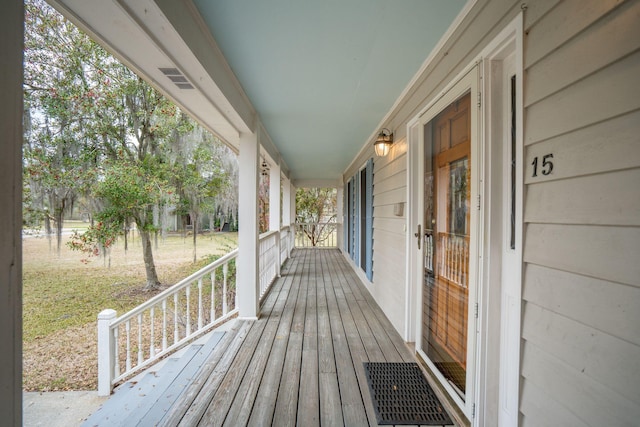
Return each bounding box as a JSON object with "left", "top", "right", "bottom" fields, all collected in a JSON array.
[{"left": 47, "top": 0, "right": 468, "bottom": 186}]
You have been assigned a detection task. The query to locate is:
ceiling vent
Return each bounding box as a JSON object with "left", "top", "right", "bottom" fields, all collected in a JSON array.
[{"left": 159, "top": 67, "right": 194, "bottom": 90}]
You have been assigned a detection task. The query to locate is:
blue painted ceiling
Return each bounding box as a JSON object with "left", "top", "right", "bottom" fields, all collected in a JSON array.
[{"left": 193, "top": 0, "right": 466, "bottom": 182}]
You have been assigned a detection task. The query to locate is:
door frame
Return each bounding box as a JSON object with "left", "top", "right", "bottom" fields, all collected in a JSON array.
[
  {"left": 476, "top": 15, "right": 524, "bottom": 427},
  {"left": 408, "top": 65, "right": 481, "bottom": 419},
  {"left": 406, "top": 14, "right": 523, "bottom": 426}
]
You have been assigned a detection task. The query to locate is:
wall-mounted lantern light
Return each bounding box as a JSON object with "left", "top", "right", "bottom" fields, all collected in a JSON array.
[{"left": 374, "top": 128, "right": 394, "bottom": 157}]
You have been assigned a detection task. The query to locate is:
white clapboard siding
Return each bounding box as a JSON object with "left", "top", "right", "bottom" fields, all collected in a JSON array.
[
  {"left": 522, "top": 0, "right": 562, "bottom": 29},
  {"left": 523, "top": 264, "right": 640, "bottom": 345},
  {"left": 524, "top": 0, "right": 625, "bottom": 68},
  {"left": 371, "top": 227, "right": 407, "bottom": 320},
  {"left": 524, "top": 110, "right": 640, "bottom": 182},
  {"left": 373, "top": 204, "right": 402, "bottom": 219},
  {"left": 523, "top": 303, "right": 640, "bottom": 403},
  {"left": 520, "top": 379, "right": 589, "bottom": 427},
  {"left": 526, "top": 0, "right": 640, "bottom": 106},
  {"left": 521, "top": 341, "right": 640, "bottom": 426},
  {"left": 371, "top": 170, "right": 406, "bottom": 197},
  {"left": 525, "top": 168, "right": 640, "bottom": 226},
  {"left": 520, "top": 1, "right": 640, "bottom": 424},
  {"left": 373, "top": 217, "right": 405, "bottom": 235},
  {"left": 524, "top": 223, "right": 640, "bottom": 287},
  {"left": 372, "top": 229, "right": 406, "bottom": 269},
  {"left": 373, "top": 152, "right": 406, "bottom": 183},
  {"left": 373, "top": 187, "right": 406, "bottom": 207},
  {"left": 525, "top": 49, "right": 640, "bottom": 145}
]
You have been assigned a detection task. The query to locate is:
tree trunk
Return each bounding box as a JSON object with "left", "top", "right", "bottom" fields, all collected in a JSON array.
[
  {"left": 54, "top": 206, "right": 64, "bottom": 256},
  {"left": 191, "top": 212, "right": 198, "bottom": 263},
  {"left": 139, "top": 229, "right": 160, "bottom": 291},
  {"left": 44, "top": 213, "right": 52, "bottom": 252}
]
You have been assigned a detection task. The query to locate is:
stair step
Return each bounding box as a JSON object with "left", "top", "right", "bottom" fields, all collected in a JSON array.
[
  {"left": 131, "top": 332, "right": 226, "bottom": 426},
  {"left": 82, "top": 331, "right": 226, "bottom": 427}
]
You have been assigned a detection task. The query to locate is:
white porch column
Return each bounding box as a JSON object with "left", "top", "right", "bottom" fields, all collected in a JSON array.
[
  {"left": 282, "top": 177, "right": 291, "bottom": 227},
  {"left": 269, "top": 162, "right": 281, "bottom": 276},
  {"left": 290, "top": 183, "right": 297, "bottom": 225},
  {"left": 281, "top": 177, "right": 292, "bottom": 257},
  {"left": 268, "top": 162, "right": 281, "bottom": 232},
  {"left": 290, "top": 183, "right": 297, "bottom": 251},
  {"left": 0, "top": 0, "right": 23, "bottom": 424},
  {"left": 97, "top": 309, "right": 117, "bottom": 396},
  {"left": 237, "top": 132, "right": 260, "bottom": 319},
  {"left": 336, "top": 186, "right": 344, "bottom": 251}
]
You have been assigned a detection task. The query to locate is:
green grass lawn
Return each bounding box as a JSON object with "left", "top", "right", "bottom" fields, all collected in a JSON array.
[
  {"left": 22, "top": 231, "right": 237, "bottom": 390},
  {"left": 23, "top": 231, "right": 237, "bottom": 341}
]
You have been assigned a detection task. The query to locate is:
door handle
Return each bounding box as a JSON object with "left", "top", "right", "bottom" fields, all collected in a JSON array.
[{"left": 414, "top": 225, "right": 421, "bottom": 250}]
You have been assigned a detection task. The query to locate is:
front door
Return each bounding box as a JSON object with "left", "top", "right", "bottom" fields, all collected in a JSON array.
[{"left": 421, "top": 92, "right": 471, "bottom": 397}]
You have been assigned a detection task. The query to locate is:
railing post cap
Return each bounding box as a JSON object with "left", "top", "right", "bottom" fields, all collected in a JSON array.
[{"left": 98, "top": 309, "right": 117, "bottom": 320}]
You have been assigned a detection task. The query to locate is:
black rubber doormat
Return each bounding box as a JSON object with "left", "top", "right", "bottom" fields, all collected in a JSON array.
[{"left": 364, "top": 362, "right": 453, "bottom": 425}]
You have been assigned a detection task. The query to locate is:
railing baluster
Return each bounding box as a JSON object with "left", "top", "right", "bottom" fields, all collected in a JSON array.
[
  {"left": 162, "top": 300, "right": 167, "bottom": 351},
  {"left": 454, "top": 237, "right": 458, "bottom": 281},
  {"left": 114, "top": 326, "right": 120, "bottom": 377},
  {"left": 137, "top": 314, "right": 143, "bottom": 365},
  {"left": 99, "top": 249, "right": 239, "bottom": 393},
  {"left": 222, "top": 263, "right": 228, "bottom": 316},
  {"left": 125, "top": 320, "right": 131, "bottom": 372},
  {"left": 150, "top": 306, "right": 155, "bottom": 358},
  {"left": 198, "top": 278, "right": 203, "bottom": 330},
  {"left": 186, "top": 285, "right": 191, "bottom": 336},
  {"left": 210, "top": 271, "right": 216, "bottom": 322},
  {"left": 441, "top": 234, "right": 446, "bottom": 279},
  {"left": 173, "top": 293, "right": 179, "bottom": 345}
]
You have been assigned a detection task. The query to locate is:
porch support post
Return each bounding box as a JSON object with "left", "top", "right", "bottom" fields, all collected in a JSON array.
[
  {"left": 268, "top": 162, "right": 281, "bottom": 232},
  {"left": 336, "top": 186, "right": 344, "bottom": 250},
  {"left": 97, "top": 309, "right": 117, "bottom": 396},
  {"left": 282, "top": 177, "right": 291, "bottom": 257},
  {"left": 237, "top": 132, "right": 260, "bottom": 319},
  {"left": 0, "top": 1, "right": 23, "bottom": 424},
  {"left": 269, "top": 162, "right": 281, "bottom": 276},
  {"left": 290, "top": 183, "right": 297, "bottom": 251},
  {"left": 282, "top": 177, "right": 291, "bottom": 227}
]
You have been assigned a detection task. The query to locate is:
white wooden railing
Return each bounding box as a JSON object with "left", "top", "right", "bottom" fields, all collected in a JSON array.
[
  {"left": 259, "top": 230, "right": 280, "bottom": 298},
  {"left": 97, "top": 226, "right": 296, "bottom": 396},
  {"left": 437, "top": 232, "right": 469, "bottom": 287},
  {"left": 294, "top": 222, "right": 337, "bottom": 247},
  {"left": 425, "top": 231, "right": 434, "bottom": 273},
  {"left": 97, "top": 250, "right": 238, "bottom": 395},
  {"left": 280, "top": 226, "right": 294, "bottom": 263}
]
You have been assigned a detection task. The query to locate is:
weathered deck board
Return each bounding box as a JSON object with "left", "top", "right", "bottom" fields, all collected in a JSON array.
[
  {"left": 272, "top": 251, "right": 309, "bottom": 425},
  {"left": 93, "top": 248, "right": 454, "bottom": 426},
  {"left": 197, "top": 249, "right": 291, "bottom": 426},
  {"left": 320, "top": 250, "right": 369, "bottom": 426},
  {"left": 246, "top": 253, "right": 302, "bottom": 425}
]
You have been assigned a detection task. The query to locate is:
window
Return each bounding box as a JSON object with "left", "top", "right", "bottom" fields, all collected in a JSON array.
[{"left": 344, "top": 159, "right": 373, "bottom": 280}]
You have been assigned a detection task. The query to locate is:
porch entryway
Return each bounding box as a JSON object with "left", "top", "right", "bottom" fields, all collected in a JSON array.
[{"left": 84, "top": 248, "right": 455, "bottom": 426}]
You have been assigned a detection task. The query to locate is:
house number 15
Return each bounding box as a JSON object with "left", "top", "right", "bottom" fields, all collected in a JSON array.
[{"left": 531, "top": 153, "right": 554, "bottom": 177}]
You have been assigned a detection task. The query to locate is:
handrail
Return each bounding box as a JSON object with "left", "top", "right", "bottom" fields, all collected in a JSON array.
[
  {"left": 115, "top": 249, "right": 238, "bottom": 324},
  {"left": 97, "top": 249, "right": 238, "bottom": 395},
  {"left": 294, "top": 222, "right": 338, "bottom": 247},
  {"left": 259, "top": 230, "right": 280, "bottom": 300},
  {"left": 97, "top": 225, "right": 296, "bottom": 396}
]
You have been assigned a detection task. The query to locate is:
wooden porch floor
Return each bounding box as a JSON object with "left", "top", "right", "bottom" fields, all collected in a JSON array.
[{"left": 89, "top": 248, "right": 455, "bottom": 426}]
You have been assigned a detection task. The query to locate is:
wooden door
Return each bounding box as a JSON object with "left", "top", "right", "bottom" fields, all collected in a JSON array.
[{"left": 423, "top": 93, "right": 471, "bottom": 392}]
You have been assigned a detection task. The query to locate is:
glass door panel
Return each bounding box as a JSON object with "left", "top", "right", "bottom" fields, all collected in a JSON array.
[{"left": 421, "top": 93, "right": 471, "bottom": 398}]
